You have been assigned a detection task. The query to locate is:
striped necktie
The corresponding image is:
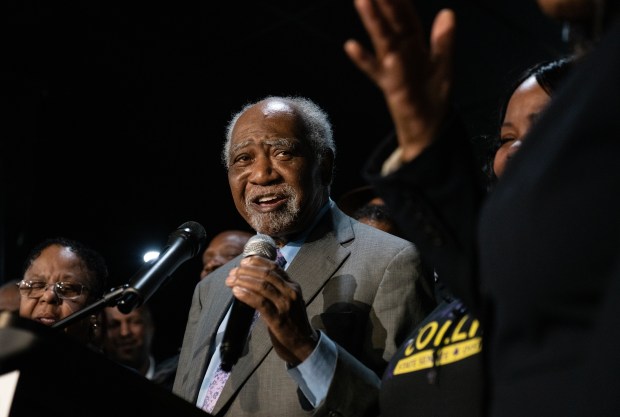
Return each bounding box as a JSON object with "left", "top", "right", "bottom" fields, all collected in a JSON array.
[{"left": 275, "top": 248, "right": 287, "bottom": 268}]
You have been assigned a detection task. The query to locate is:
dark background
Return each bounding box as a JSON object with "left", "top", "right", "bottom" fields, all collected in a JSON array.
[{"left": 1, "top": 0, "right": 568, "bottom": 360}]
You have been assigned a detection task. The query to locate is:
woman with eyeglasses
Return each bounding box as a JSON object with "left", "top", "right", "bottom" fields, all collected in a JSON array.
[{"left": 17, "top": 236, "right": 109, "bottom": 349}]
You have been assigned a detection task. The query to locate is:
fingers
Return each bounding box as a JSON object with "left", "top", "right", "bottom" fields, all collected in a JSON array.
[
  {"left": 344, "top": 0, "right": 386, "bottom": 80},
  {"left": 343, "top": 39, "right": 378, "bottom": 80},
  {"left": 430, "top": 9, "right": 456, "bottom": 56},
  {"left": 352, "top": 0, "right": 386, "bottom": 56},
  {"left": 351, "top": 0, "right": 425, "bottom": 52},
  {"left": 372, "top": 0, "right": 424, "bottom": 41},
  {"left": 227, "top": 258, "right": 317, "bottom": 364},
  {"left": 344, "top": 0, "right": 435, "bottom": 91},
  {"left": 430, "top": 9, "right": 456, "bottom": 97},
  {"left": 226, "top": 257, "right": 295, "bottom": 311}
]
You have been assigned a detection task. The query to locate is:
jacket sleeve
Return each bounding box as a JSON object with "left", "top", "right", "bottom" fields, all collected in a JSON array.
[
  {"left": 315, "top": 344, "right": 382, "bottom": 417},
  {"left": 314, "top": 237, "right": 435, "bottom": 417}
]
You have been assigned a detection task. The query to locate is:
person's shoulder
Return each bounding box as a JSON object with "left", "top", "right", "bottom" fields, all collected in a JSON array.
[
  {"left": 152, "top": 353, "right": 179, "bottom": 389},
  {"left": 199, "top": 258, "right": 240, "bottom": 285},
  {"left": 350, "top": 216, "right": 416, "bottom": 248},
  {"left": 155, "top": 353, "right": 180, "bottom": 373},
  {"left": 331, "top": 204, "right": 416, "bottom": 251}
]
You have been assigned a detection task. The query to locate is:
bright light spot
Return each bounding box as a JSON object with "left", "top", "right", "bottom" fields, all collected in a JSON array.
[{"left": 143, "top": 251, "right": 160, "bottom": 263}]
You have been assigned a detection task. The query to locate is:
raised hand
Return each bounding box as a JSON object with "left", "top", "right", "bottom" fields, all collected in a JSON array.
[{"left": 345, "top": 0, "right": 456, "bottom": 161}]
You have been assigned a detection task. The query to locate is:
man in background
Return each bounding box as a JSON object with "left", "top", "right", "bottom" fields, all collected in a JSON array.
[
  {"left": 103, "top": 304, "right": 157, "bottom": 378},
  {"left": 103, "top": 303, "right": 176, "bottom": 389},
  {"left": 200, "top": 230, "right": 253, "bottom": 280}
]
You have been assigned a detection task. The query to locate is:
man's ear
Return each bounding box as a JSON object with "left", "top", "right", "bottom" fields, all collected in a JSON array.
[{"left": 319, "top": 149, "right": 335, "bottom": 186}]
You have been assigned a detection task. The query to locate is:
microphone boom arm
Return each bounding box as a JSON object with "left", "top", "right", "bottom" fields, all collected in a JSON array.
[
  {"left": 51, "top": 284, "right": 128, "bottom": 329},
  {"left": 52, "top": 220, "right": 206, "bottom": 328}
]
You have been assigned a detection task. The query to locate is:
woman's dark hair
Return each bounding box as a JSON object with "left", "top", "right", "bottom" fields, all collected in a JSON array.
[
  {"left": 480, "top": 56, "right": 576, "bottom": 187},
  {"left": 353, "top": 203, "right": 394, "bottom": 224},
  {"left": 21, "top": 237, "right": 109, "bottom": 299},
  {"left": 497, "top": 57, "right": 576, "bottom": 131}
]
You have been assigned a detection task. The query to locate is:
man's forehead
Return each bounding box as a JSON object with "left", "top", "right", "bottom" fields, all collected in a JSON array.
[{"left": 239, "top": 100, "right": 296, "bottom": 122}]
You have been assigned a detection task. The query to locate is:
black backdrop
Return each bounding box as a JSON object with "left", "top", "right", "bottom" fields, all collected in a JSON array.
[{"left": 1, "top": 0, "right": 568, "bottom": 360}]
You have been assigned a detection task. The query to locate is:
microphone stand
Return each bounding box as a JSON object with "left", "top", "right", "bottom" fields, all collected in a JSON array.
[
  {"left": 51, "top": 284, "right": 129, "bottom": 330},
  {"left": 51, "top": 220, "right": 206, "bottom": 331}
]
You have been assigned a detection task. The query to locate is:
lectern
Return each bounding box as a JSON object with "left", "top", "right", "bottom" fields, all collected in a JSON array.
[{"left": 0, "top": 311, "right": 210, "bottom": 417}]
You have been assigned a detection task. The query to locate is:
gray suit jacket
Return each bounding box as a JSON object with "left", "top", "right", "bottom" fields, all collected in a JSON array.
[{"left": 173, "top": 205, "right": 434, "bottom": 417}]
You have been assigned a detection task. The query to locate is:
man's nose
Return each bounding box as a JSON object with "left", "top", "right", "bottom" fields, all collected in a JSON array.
[{"left": 248, "top": 155, "right": 278, "bottom": 184}]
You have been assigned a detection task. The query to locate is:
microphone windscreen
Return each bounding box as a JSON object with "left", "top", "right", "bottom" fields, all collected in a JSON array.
[
  {"left": 168, "top": 221, "right": 207, "bottom": 257},
  {"left": 243, "top": 234, "right": 277, "bottom": 260}
]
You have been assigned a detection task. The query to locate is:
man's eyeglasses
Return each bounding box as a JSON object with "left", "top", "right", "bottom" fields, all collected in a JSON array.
[{"left": 17, "top": 280, "right": 88, "bottom": 300}]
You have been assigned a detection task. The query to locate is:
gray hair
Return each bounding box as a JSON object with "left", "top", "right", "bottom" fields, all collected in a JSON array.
[{"left": 221, "top": 96, "right": 336, "bottom": 173}]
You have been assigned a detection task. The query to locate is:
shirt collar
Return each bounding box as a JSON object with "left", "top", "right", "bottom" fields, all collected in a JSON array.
[
  {"left": 145, "top": 355, "right": 156, "bottom": 380},
  {"left": 278, "top": 198, "right": 333, "bottom": 267}
]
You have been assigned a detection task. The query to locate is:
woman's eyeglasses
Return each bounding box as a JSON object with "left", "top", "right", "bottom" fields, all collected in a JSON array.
[{"left": 17, "top": 280, "right": 88, "bottom": 300}]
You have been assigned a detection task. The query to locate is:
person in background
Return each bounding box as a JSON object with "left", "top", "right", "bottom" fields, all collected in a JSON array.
[
  {"left": 478, "top": 57, "right": 575, "bottom": 190},
  {"left": 200, "top": 229, "right": 253, "bottom": 280},
  {"left": 103, "top": 304, "right": 157, "bottom": 378},
  {"left": 0, "top": 278, "right": 21, "bottom": 312},
  {"left": 337, "top": 185, "right": 402, "bottom": 237},
  {"left": 17, "top": 236, "right": 109, "bottom": 350},
  {"left": 362, "top": 56, "right": 573, "bottom": 417},
  {"left": 173, "top": 95, "right": 436, "bottom": 416},
  {"left": 103, "top": 302, "right": 180, "bottom": 390},
  {"left": 346, "top": 0, "right": 620, "bottom": 415},
  {"left": 352, "top": 203, "right": 399, "bottom": 235}
]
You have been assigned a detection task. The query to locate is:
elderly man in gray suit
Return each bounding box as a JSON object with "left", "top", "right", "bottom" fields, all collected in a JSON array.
[{"left": 173, "top": 96, "right": 436, "bottom": 417}]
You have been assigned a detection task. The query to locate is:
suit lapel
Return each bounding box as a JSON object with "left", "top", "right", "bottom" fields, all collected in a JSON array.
[
  {"left": 186, "top": 261, "right": 238, "bottom": 401},
  {"left": 213, "top": 315, "right": 272, "bottom": 413},
  {"left": 288, "top": 208, "right": 352, "bottom": 305}
]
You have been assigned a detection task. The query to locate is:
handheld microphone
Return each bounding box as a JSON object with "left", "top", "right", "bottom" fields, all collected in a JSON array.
[
  {"left": 117, "top": 221, "right": 207, "bottom": 314},
  {"left": 220, "top": 233, "right": 277, "bottom": 371}
]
